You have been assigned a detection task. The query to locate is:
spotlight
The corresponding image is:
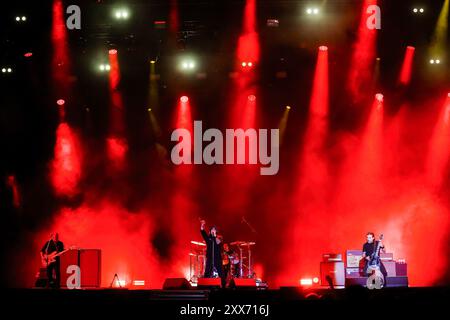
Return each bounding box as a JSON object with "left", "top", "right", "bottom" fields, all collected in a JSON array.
[
  {"left": 56, "top": 99, "right": 65, "bottom": 106},
  {"left": 150, "top": 60, "right": 156, "bottom": 64},
  {"left": 375, "top": 93, "right": 384, "bottom": 102},
  {"left": 99, "top": 64, "right": 111, "bottom": 72},
  {"left": 7, "top": 68, "right": 12, "bottom": 73},
  {"left": 248, "top": 62, "right": 253, "bottom": 67},
  {"left": 286, "top": 105, "right": 291, "bottom": 110},
  {"left": 180, "top": 96, "right": 189, "bottom": 103},
  {"left": 109, "top": 49, "right": 117, "bottom": 55},
  {"left": 248, "top": 95, "right": 256, "bottom": 101},
  {"left": 313, "top": 277, "right": 319, "bottom": 284},
  {"left": 319, "top": 45, "right": 328, "bottom": 51},
  {"left": 300, "top": 278, "right": 313, "bottom": 286},
  {"left": 15, "top": 16, "right": 26, "bottom": 22},
  {"left": 429, "top": 59, "right": 441, "bottom": 65},
  {"left": 114, "top": 9, "right": 130, "bottom": 20},
  {"left": 24, "top": 52, "right": 33, "bottom": 58},
  {"left": 419, "top": 8, "right": 424, "bottom": 13},
  {"left": 179, "top": 58, "right": 196, "bottom": 72},
  {"left": 242, "top": 62, "right": 247, "bottom": 67},
  {"left": 147, "top": 108, "right": 152, "bottom": 112},
  {"left": 413, "top": 8, "right": 418, "bottom": 13},
  {"left": 1, "top": 68, "right": 6, "bottom": 73},
  {"left": 306, "top": 7, "right": 319, "bottom": 15}
]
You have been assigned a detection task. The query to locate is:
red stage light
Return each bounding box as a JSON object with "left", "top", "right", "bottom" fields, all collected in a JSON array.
[
  {"left": 109, "top": 49, "right": 118, "bottom": 55},
  {"left": 319, "top": 46, "right": 328, "bottom": 51},
  {"left": 180, "top": 96, "right": 189, "bottom": 103},
  {"left": 375, "top": 93, "right": 384, "bottom": 102},
  {"left": 24, "top": 52, "right": 33, "bottom": 58},
  {"left": 57, "top": 99, "right": 65, "bottom": 106},
  {"left": 399, "top": 46, "right": 415, "bottom": 85},
  {"left": 248, "top": 95, "right": 256, "bottom": 101}
]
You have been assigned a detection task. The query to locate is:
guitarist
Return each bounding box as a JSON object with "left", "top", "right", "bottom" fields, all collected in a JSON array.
[
  {"left": 40, "top": 232, "right": 64, "bottom": 288},
  {"left": 362, "top": 232, "right": 387, "bottom": 285}
]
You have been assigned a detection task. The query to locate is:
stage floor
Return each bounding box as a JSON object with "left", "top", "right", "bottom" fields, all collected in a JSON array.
[{"left": 3, "top": 286, "right": 450, "bottom": 317}]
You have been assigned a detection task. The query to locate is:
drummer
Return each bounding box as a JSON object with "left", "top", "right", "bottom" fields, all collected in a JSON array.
[{"left": 222, "top": 243, "right": 239, "bottom": 285}]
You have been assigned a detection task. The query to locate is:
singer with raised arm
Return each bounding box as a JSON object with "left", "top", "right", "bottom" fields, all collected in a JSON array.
[{"left": 200, "top": 220, "right": 223, "bottom": 280}]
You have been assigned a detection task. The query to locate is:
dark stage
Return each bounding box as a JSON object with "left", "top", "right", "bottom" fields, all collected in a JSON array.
[{"left": 4, "top": 287, "right": 450, "bottom": 317}]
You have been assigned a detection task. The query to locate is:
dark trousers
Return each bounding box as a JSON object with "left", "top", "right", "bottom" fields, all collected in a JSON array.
[{"left": 47, "top": 262, "right": 61, "bottom": 288}]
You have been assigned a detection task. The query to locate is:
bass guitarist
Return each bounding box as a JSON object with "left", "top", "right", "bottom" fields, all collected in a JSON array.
[{"left": 362, "top": 232, "right": 388, "bottom": 286}]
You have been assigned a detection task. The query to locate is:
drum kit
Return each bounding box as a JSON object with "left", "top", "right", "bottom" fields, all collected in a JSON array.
[{"left": 189, "top": 240, "right": 256, "bottom": 284}]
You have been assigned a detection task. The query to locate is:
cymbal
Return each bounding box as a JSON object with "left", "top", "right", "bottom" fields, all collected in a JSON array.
[
  {"left": 191, "top": 240, "right": 206, "bottom": 246},
  {"left": 230, "top": 241, "right": 256, "bottom": 246}
]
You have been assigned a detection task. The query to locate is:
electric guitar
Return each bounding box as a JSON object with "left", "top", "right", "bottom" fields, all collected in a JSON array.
[
  {"left": 366, "top": 234, "right": 384, "bottom": 289},
  {"left": 368, "top": 234, "right": 384, "bottom": 271},
  {"left": 41, "top": 246, "right": 76, "bottom": 267}
]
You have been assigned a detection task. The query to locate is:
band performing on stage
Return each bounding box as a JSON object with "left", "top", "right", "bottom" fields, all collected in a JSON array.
[{"left": 37, "top": 227, "right": 396, "bottom": 289}]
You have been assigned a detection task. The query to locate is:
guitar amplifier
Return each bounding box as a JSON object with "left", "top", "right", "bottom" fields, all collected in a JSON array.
[
  {"left": 320, "top": 261, "right": 345, "bottom": 287},
  {"left": 79, "top": 249, "right": 101, "bottom": 287},
  {"left": 346, "top": 250, "right": 363, "bottom": 268},
  {"left": 59, "top": 249, "right": 101, "bottom": 288},
  {"left": 60, "top": 249, "right": 79, "bottom": 287},
  {"left": 322, "top": 253, "right": 342, "bottom": 262},
  {"left": 345, "top": 267, "right": 363, "bottom": 278},
  {"left": 395, "top": 262, "right": 407, "bottom": 276},
  {"left": 383, "top": 261, "right": 396, "bottom": 277},
  {"left": 380, "top": 252, "right": 394, "bottom": 261}
]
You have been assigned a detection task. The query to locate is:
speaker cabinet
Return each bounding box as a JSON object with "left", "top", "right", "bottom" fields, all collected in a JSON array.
[
  {"left": 59, "top": 249, "right": 101, "bottom": 288},
  {"left": 60, "top": 249, "right": 79, "bottom": 288},
  {"left": 383, "top": 261, "right": 396, "bottom": 277},
  {"left": 197, "top": 278, "right": 222, "bottom": 289},
  {"left": 230, "top": 278, "right": 257, "bottom": 288},
  {"left": 395, "top": 262, "right": 407, "bottom": 276},
  {"left": 320, "top": 261, "right": 345, "bottom": 287},
  {"left": 79, "top": 249, "right": 101, "bottom": 287},
  {"left": 163, "top": 278, "right": 191, "bottom": 290}
]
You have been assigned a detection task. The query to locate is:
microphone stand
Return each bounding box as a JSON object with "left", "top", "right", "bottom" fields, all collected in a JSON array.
[{"left": 241, "top": 216, "right": 257, "bottom": 234}]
